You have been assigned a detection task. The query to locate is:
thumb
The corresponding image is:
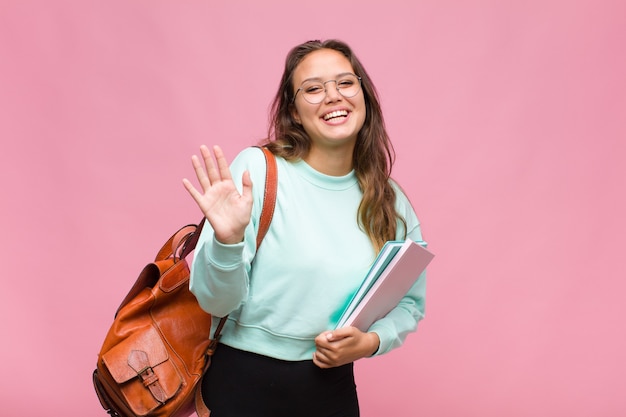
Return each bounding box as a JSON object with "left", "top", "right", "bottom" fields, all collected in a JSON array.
[
  {"left": 241, "top": 170, "right": 253, "bottom": 198},
  {"left": 325, "top": 328, "right": 350, "bottom": 341}
]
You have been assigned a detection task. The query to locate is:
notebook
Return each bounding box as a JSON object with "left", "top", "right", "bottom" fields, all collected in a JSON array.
[{"left": 335, "top": 239, "right": 434, "bottom": 331}]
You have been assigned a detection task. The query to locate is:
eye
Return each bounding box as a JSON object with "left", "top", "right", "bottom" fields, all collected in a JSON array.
[
  {"left": 337, "top": 79, "right": 355, "bottom": 87},
  {"left": 304, "top": 83, "right": 324, "bottom": 94}
]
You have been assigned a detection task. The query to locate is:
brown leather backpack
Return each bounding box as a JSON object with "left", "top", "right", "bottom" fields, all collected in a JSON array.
[{"left": 93, "top": 147, "right": 277, "bottom": 417}]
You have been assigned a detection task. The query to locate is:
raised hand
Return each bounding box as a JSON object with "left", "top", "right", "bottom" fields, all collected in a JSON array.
[{"left": 182, "top": 145, "right": 253, "bottom": 244}]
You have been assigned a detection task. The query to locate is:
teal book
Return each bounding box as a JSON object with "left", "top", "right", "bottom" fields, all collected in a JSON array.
[{"left": 335, "top": 239, "right": 434, "bottom": 331}]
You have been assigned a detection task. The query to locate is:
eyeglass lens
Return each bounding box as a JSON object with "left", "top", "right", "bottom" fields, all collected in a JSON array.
[{"left": 298, "top": 74, "right": 361, "bottom": 104}]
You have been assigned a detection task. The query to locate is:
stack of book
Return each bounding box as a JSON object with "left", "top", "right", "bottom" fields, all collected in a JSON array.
[{"left": 335, "top": 239, "right": 435, "bottom": 331}]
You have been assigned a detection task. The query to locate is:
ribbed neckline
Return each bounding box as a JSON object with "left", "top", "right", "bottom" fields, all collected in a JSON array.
[{"left": 291, "top": 159, "right": 358, "bottom": 191}]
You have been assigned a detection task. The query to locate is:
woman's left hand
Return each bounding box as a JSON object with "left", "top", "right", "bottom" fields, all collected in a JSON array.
[{"left": 313, "top": 327, "right": 380, "bottom": 369}]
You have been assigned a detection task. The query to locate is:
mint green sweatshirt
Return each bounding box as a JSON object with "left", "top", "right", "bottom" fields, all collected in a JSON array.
[{"left": 190, "top": 147, "right": 427, "bottom": 361}]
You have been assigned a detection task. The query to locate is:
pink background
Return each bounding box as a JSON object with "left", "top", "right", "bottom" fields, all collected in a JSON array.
[{"left": 1, "top": 1, "right": 625, "bottom": 416}]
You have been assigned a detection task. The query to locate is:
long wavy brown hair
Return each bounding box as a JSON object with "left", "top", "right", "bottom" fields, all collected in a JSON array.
[{"left": 262, "top": 39, "right": 406, "bottom": 253}]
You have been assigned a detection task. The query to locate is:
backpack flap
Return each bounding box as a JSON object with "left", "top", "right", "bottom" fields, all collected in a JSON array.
[{"left": 102, "top": 326, "right": 182, "bottom": 416}]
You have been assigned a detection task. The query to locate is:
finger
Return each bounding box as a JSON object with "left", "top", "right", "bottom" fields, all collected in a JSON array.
[
  {"left": 313, "top": 351, "right": 332, "bottom": 369},
  {"left": 315, "top": 331, "right": 342, "bottom": 348},
  {"left": 241, "top": 170, "right": 253, "bottom": 200},
  {"left": 191, "top": 154, "right": 212, "bottom": 190},
  {"left": 330, "top": 327, "right": 354, "bottom": 340},
  {"left": 213, "top": 145, "right": 233, "bottom": 181},
  {"left": 335, "top": 326, "right": 354, "bottom": 336},
  {"left": 316, "top": 347, "right": 335, "bottom": 361},
  {"left": 200, "top": 145, "right": 221, "bottom": 184},
  {"left": 314, "top": 333, "right": 331, "bottom": 349},
  {"left": 182, "top": 178, "right": 204, "bottom": 204}
]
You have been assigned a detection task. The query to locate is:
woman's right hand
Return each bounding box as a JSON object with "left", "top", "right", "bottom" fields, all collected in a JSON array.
[{"left": 182, "top": 145, "right": 253, "bottom": 244}]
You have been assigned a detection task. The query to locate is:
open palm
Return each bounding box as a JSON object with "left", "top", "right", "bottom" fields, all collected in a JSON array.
[{"left": 182, "top": 145, "right": 253, "bottom": 245}]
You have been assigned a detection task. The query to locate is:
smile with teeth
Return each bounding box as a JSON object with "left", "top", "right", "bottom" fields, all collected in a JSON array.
[{"left": 323, "top": 110, "right": 349, "bottom": 121}]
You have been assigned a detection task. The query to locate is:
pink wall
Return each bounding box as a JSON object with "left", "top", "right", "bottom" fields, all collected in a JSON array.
[{"left": 1, "top": 1, "right": 624, "bottom": 416}]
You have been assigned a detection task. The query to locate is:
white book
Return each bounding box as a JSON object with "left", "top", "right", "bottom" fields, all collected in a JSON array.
[{"left": 335, "top": 240, "right": 434, "bottom": 331}]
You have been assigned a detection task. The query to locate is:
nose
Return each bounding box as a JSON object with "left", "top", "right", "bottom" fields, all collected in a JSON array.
[{"left": 323, "top": 80, "right": 342, "bottom": 102}]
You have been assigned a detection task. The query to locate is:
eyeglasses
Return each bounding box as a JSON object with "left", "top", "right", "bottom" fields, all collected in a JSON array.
[{"left": 292, "top": 73, "right": 362, "bottom": 104}]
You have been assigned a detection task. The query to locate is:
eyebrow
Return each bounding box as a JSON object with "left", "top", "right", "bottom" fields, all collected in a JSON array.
[{"left": 299, "top": 72, "right": 355, "bottom": 84}]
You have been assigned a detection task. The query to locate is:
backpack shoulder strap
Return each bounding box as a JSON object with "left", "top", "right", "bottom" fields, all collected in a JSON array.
[{"left": 256, "top": 146, "right": 277, "bottom": 249}]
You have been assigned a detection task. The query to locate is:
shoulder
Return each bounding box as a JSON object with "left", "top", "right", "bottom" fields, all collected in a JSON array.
[
  {"left": 230, "top": 147, "right": 283, "bottom": 206},
  {"left": 389, "top": 179, "right": 414, "bottom": 212},
  {"left": 230, "top": 147, "right": 273, "bottom": 180},
  {"left": 232, "top": 146, "right": 267, "bottom": 168},
  {"left": 389, "top": 178, "right": 422, "bottom": 238}
]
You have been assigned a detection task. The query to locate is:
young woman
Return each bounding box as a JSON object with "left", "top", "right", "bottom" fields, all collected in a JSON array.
[{"left": 183, "top": 39, "right": 427, "bottom": 417}]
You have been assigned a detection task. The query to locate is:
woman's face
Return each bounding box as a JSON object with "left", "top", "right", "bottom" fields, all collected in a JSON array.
[{"left": 290, "top": 49, "right": 366, "bottom": 153}]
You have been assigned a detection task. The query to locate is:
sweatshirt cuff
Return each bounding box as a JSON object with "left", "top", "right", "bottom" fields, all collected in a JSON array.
[
  {"left": 366, "top": 322, "right": 393, "bottom": 356},
  {"left": 208, "top": 236, "right": 245, "bottom": 269}
]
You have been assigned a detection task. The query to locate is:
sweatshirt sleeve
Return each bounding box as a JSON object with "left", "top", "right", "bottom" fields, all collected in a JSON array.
[
  {"left": 367, "top": 184, "right": 428, "bottom": 355},
  {"left": 189, "top": 147, "right": 268, "bottom": 318}
]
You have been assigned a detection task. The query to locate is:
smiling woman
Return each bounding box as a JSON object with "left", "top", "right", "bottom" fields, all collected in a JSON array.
[
  {"left": 288, "top": 48, "right": 367, "bottom": 174},
  {"left": 182, "top": 39, "right": 427, "bottom": 417}
]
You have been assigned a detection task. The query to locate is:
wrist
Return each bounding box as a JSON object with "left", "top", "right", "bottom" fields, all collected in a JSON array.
[
  {"left": 367, "top": 332, "right": 380, "bottom": 356},
  {"left": 213, "top": 230, "right": 245, "bottom": 245}
]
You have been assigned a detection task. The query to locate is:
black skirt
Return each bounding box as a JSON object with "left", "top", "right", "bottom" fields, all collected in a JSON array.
[{"left": 202, "top": 344, "right": 360, "bottom": 417}]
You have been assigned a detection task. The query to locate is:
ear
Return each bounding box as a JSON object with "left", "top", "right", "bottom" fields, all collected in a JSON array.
[{"left": 290, "top": 105, "right": 302, "bottom": 125}]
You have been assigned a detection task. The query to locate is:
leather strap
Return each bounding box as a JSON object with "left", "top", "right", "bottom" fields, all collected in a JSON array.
[
  {"left": 256, "top": 146, "right": 277, "bottom": 251},
  {"left": 128, "top": 350, "right": 168, "bottom": 404},
  {"left": 195, "top": 381, "right": 210, "bottom": 417},
  {"left": 156, "top": 225, "right": 195, "bottom": 262},
  {"left": 194, "top": 146, "right": 277, "bottom": 417}
]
